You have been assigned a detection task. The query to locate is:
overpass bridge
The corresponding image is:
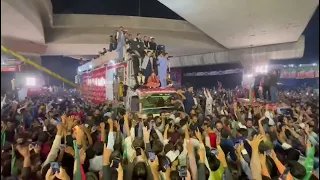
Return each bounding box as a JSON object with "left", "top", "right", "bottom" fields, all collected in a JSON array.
[{"left": 1, "top": 0, "right": 318, "bottom": 67}]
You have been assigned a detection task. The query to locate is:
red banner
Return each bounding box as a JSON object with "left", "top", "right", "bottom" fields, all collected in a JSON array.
[
  {"left": 1, "top": 65, "right": 21, "bottom": 72},
  {"left": 82, "top": 67, "right": 106, "bottom": 104},
  {"left": 27, "top": 88, "right": 49, "bottom": 96}
]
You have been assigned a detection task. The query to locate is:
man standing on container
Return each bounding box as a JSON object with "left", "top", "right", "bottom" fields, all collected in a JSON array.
[
  {"left": 116, "top": 26, "right": 125, "bottom": 60},
  {"left": 269, "top": 69, "right": 280, "bottom": 104},
  {"left": 157, "top": 52, "right": 168, "bottom": 88}
]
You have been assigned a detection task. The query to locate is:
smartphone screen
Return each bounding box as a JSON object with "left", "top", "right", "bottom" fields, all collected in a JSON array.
[
  {"left": 149, "top": 152, "right": 156, "bottom": 162},
  {"left": 210, "top": 148, "right": 219, "bottom": 155},
  {"left": 163, "top": 158, "right": 170, "bottom": 169},
  {"left": 60, "top": 144, "right": 66, "bottom": 150},
  {"left": 234, "top": 143, "right": 240, "bottom": 149},
  {"left": 151, "top": 121, "right": 155, "bottom": 129},
  {"left": 265, "top": 150, "right": 271, "bottom": 156},
  {"left": 50, "top": 162, "right": 60, "bottom": 173},
  {"left": 111, "top": 157, "right": 120, "bottom": 168},
  {"left": 38, "top": 118, "right": 44, "bottom": 124},
  {"left": 178, "top": 166, "right": 187, "bottom": 177}
]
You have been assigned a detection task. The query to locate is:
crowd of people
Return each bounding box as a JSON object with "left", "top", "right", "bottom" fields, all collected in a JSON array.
[
  {"left": 1, "top": 82, "right": 319, "bottom": 180},
  {"left": 79, "top": 26, "right": 160, "bottom": 65}
]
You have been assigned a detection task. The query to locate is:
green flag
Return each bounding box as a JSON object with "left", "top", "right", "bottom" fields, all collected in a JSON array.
[
  {"left": 11, "top": 146, "right": 18, "bottom": 175},
  {"left": 249, "top": 88, "right": 253, "bottom": 104},
  {"left": 1, "top": 132, "right": 6, "bottom": 147},
  {"left": 73, "top": 140, "right": 81, "bottom": 180},
  {"left": 303, "top": 146, "right": 315, "bottom": 180}
]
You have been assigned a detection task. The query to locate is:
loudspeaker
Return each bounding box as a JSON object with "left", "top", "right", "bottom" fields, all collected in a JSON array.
[{"left": 156, "top": 45, "right": 165, "bottom": 53}]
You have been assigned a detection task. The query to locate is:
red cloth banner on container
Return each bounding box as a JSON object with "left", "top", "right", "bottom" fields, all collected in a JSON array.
[{"left": 82, "top": 67, "right": 106, "bottom": 104}]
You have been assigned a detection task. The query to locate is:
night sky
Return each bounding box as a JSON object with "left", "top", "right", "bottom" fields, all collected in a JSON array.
[{"left": 51, "top": 0, "right": 183, "bottom": 19}]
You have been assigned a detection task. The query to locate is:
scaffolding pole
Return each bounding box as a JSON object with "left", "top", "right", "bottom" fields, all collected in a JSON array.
[{"left": 1, "top": 46, "right": 77, "bottom": 87}]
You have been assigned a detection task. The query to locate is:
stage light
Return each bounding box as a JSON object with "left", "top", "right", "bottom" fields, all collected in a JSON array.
[
  {"left": 26, "top": 77, "right": 36, "bottom": 86},
  {"left": 78, "top": 68, "right": 81, "bottom": 72},
  {"left": 312, "top": 63, "right": 317, "bottom": 66},
  {"left": 109, "top": 60, "right": 115, "bottom": 65},
  {"left": 246, "top": 74, "right": 253, "bottom": 77},
  {"left": 89, "top": 64, "right": 92, "bottom": 68},
  {"left": 287, "top": 92, "right": 289, "bottom": 95}
]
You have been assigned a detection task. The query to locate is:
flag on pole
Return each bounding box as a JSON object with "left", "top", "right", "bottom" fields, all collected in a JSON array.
[
  {"left": 1, "top": 132, "right": 5, "bottom": 146},
  {"left": 249, "top": 88, "right": 253, "bottom": 104},
  {"left": 11, "top": 145, "right": 18, "bottom": 175}
]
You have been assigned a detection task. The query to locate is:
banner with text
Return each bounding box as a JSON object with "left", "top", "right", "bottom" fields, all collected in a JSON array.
[
  {"left": 281, "top": 66, "right": 318, "bottom": 79},
  {"left": 183, "top": 68, "right": 243, "bottom": 77}
]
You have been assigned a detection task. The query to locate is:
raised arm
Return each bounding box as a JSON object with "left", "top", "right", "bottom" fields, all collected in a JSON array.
[
  {"left": 124, "top": 113, "right": 130, "bottom": 138},
  {"left": 206, "top": 88, "right": 213, "bottom": 99},
  {"left": 203, "top": 88, "right": 209, "bottom": 99},
  {"left": 248, "top": 135, "right": 263, "bottom": 180},
  {"left": 270, "top": 150, "right": 294, "bottom": 180},
  {"left": 258, "top": 116, "right": 266, "bottom": 137}
]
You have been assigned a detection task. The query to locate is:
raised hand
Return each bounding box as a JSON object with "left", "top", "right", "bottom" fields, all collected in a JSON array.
[
  {"left": 114, "top": 121, "right": 121, "bottom": 132},
  {"left": 103, "top": 143, "right": 113, "bottom": 165},
  {"left": 16, "top": 145, "right": 30, "bottom": 158},
  {"left": 55, "top": 167, "right": 70, "bottom": 180},
  {"left": 143, "top": 126, "right": 150, "bottom": 143},
  {"left": 148, "top": 155, "right": 159, "bottom": 170},
  {"left": 79, "top": 148, "right": 86, "bottom": 165},
  {"left": 195, "top": 128, "right": 202, "bottom": 141},
  {"left": 100, "top": 122, "right": 105, "bottom": 130},
  {"left": 186, "top": 140, "right": 194, "bottom": 155},
  {"left": 198, "top": 148, "right": 205, "bottom": 163},
  {"left": 45, "top": 168, "right": 55, "bottom": 180},
  {"left": 247, "top": 134, "right": 264, "bottom": 150}
]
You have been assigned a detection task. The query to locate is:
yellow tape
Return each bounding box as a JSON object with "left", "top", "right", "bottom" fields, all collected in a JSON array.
[{"left": 1, "top": 46, "right": 77, "bottom": 87}]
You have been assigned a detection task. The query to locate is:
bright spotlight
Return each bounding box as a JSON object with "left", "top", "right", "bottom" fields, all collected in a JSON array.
[
  {"left": 89, "top": 64, "right": 92, "bottom": 68},
  {"left": 26, "top": 77, "right": 36, "bottom": 86},
  {"left": 246, "top": 74, "right": 253, "bottom": 77},
  {"left": 78, "top": 68, "right": 81, "bottom": 72},
  {"left": 312, "top": 63, "right": 317, "bottom": 66},
  {"left": 109, "top": 60, "right": 115, "bottom": 65}
]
